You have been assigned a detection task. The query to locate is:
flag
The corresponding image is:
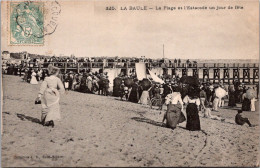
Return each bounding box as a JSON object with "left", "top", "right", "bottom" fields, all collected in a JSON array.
[
  {"left": 148, "top": 69, "right": 165, "bottom": 84},
  {"left": 135, "top": 63, "right": 147, "bottom": 80}
]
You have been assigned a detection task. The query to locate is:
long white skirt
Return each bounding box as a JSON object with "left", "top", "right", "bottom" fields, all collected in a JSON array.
[
  {"left": 30, "top": 76, "right": 38, "bottom": 85},
  {"left": 138, "top": 91, "right": 151, "bottom": 105},
  {"left": 41, "top": 88, "right": 61, "bottom": 122}
]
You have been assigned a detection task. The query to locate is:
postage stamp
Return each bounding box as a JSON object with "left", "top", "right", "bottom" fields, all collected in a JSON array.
[{"left": 9, "top": 1, "right": 44, "bottom": 45}]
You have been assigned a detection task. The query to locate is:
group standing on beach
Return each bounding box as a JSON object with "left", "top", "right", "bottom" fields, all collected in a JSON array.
[
  {"left": 4, "top": 62, "right": 258, "bottom": 130},
  {"left": 31, "top": 65, "right": 258, "bottom": 129}
]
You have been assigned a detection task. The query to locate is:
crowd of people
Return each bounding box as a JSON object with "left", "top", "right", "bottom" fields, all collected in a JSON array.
[
  {"left": 2, "top": 55, "right": 199, "bottom": 73},
  {"left": 4, "top": 61, "right": 256, "bottom": 130}
]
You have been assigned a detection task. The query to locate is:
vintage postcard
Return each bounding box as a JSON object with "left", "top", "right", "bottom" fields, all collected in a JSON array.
[{"left": 1, "top": 0, "right": 259, "bottom": 167}]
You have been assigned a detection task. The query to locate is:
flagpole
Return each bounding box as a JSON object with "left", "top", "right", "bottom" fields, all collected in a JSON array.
[{"left": 163, "top": 44, "right": 165, "bottom": 61}]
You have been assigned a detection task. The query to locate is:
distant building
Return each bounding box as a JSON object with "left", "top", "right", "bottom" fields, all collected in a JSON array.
[
  {"left": 2, "top": 51, "right": 10, "bottom": 59},
  {"left": 9, "top": 51, "right": 28, "bottom": 59}
]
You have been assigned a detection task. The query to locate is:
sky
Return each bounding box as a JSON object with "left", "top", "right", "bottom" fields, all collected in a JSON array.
[{"left": 1, "top": 0, "right": 259, "bottom": 60}]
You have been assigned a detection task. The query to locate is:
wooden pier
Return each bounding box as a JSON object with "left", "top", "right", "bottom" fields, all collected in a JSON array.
[{"left": 25, "top": 61, "right": 259, "bottom": 85}]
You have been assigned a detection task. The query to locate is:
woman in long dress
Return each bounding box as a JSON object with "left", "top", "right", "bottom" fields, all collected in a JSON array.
[
  {"left": 151, "top": 84, "right": 163, "bottom": 109},
  {"left": 241, "top": 91, "right": 251, "bottom": 111},
  {"left": 162, "top": 91, "right": 185, "bottom": 129},
  {"left": 23, "top": 69, "right": 28, "bottom": 82},
  {"left": 138, "top": 86, "right": 152, "bottom": 105},
  {"left": 30, "top": 70, "right": 38, "bottom": 84},
  {"left": 128, "top": 79, "right": 139, "bottom": 103},
  {"left": 35, "top": 65, "right": 65, "bottom": 127},
  {"left": 228, "top": 85, "right": 236, "bottom": 107},
  {"left": 183, "top": 89, "right": 201, "bottom": 131}
]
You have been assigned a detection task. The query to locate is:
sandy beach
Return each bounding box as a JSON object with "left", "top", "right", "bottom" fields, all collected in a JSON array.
[{"left": 1, "top": 75, "right": 259, "bottom": 167}]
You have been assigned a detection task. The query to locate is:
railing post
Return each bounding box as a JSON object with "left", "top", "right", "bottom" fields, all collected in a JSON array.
[
  {"left": 102, "top": 62, "right": 104, "bottom": 73},
  {"left": 126, "top": 61, "right": 129, "bottom": 77},
  {"left": 64, "top": 62, "right": 67, "bottom": 73},
  {"left": 90, "top": 61, "right": 92, "bottom": 69},
  {"left": 227, "top": 64, "right": 230, "bottom": 84}
]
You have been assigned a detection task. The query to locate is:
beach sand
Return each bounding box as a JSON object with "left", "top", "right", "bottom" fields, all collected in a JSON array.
[{"left": 1, "top": 75, "right": 259, "bottom": 167}]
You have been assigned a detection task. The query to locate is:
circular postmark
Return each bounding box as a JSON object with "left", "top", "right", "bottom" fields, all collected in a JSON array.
[
  {"left": 10, "top": 0, "right": 61, "bottom": 44},
  {"left": 42, "top": 0, "right": 61, "bottom": 37}
]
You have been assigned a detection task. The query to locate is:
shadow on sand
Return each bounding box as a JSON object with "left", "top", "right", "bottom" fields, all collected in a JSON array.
[
  {"left": 131, "top": 116, "right": 167, "bottom": 128},
  {"left": 16, "top": 113, "right": 42, "bottom": 124}
]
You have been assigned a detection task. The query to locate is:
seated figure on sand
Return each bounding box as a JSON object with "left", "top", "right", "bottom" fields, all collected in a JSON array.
[
  {"left": 200, "top": 102, "right": 224, "bottom": 121},
  {"left": 235, "top": 110, "right": 253, "bottom": 127}
]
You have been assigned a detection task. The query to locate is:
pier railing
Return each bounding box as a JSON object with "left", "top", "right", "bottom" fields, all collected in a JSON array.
[{"left": 22, "top": 61, "right": 259, "bottom": 84}]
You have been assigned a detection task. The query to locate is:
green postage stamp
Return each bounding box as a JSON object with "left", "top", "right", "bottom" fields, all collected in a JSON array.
[{"left": 9, "top": 1, "right": 44, "bottom": 45}]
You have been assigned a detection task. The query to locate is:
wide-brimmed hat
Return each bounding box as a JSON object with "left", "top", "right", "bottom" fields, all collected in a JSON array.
[{"left": 47, "top": 64, "right": 60, "bottom": 75}]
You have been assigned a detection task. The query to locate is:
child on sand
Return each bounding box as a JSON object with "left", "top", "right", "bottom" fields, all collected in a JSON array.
[
  {"left": 235, "top": 110, "right": 252, "bottom": 127},
  {"left": 201, "top": 102, "right": 224, "bottom": 121}
]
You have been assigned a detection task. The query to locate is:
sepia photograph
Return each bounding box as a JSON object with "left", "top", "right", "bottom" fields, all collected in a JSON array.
[{"left": 1, "top": 0, "right": 259, "bottom": 167}]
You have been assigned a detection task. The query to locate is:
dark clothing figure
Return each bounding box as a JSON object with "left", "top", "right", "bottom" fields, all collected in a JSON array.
[
  {"left": 184, "top": 95, "right": 201, "bottom": 131},
  {"left": 14, "top": 67, "right": 18, "bottom": 75},
  {"left": 235, "top": 88, "right": 243, "bottom": 103},
  {"left": 228, "top": 90, "right": 236, "bottom": 107},
  {"left": 42, "top": 71, "right": 46, "bottom": 81},
  {"left": 69, "top": 76, "right": 73, "bottom": 90},
  {"left": 205, "top": 88, "right": 213, "bottom": 104},
  {"left": 27, "top": 70, "right": 32, "bottom": 83},
  {"left": 235, "top": 112, "right": 252, "bottom": 127},
  {"left": 163, "top": 84, "right": 172, "bottom": 99},
  {"left": 80, "top": 76, "right": 88, "bottom": 93},
  {"left": 242, "top": 97, "right": 251, "bottom": 111},
  {"left": 113, "top": 77, "right": 122, "bottom": 97},
  {"left": 129, "top": 83, "right": 139, "bottom": 103},
  {"left": 181, "top": 86, "right": 189, "bottom": 99},
  {"left": 186, "top": 103, "right": 201, "bottom": 131},
  {"left": 36, "top": 71, "right": 40, "bottom": 81},
  {"left": 163, "top": 104, "right": 185, "bottom": 129},
  {"left": 103, "top": 78, "right": 110, "bottom": 96}
]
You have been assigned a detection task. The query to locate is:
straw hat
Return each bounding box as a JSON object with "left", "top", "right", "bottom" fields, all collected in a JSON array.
[{"left": 47, "top": 64, "right": 60, "bottom": 75}]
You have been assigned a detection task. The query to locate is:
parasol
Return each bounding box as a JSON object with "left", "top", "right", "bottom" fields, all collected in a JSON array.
[
  {"left": 124, "top": 78, "right": 134, "bottom": 87},
  {"left": 245, "top": 88, "right": 256, "bottom": 99},
  {"left": 215, "top": 87, "right": 227, "bottom": 98},
  {"left": 140, "top": 78, "right": 151, "bottom": 91},
  {"left": 113, "top": 77, "right": 122, "bottom": 87},
  {"left": 180, "top": 76, "right": 199, "bottom": 86}
]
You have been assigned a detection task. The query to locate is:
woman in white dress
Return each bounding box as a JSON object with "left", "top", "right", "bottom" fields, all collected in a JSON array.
[
  {"left": 37, "top": 69, "right": 43, "bottom": 81},
  {"left": 30, "top": 70, "right": 38, "bottom": 84},
  {"left": 35, "top": 64, "right": 65, "bottom": 127}
]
